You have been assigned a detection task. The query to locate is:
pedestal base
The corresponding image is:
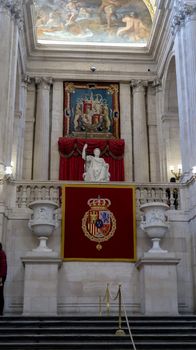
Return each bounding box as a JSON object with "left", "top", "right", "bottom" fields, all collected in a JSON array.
[
  {"left": 136, "top": 253, "right": 180, "bottom": 315},
  {"left": 21, "top": 253, "right": 62, "bottom": 316}
]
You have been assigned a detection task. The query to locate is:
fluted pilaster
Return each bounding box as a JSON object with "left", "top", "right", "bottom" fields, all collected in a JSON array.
[
  {"left": 22, "top": 80, "right": 36, "bottom": 180},
  {"left": 131, "top": 80, "right": 149, "bottom": 182},
  {"left": 0, "top": 2, "right": 20, "bottom": 170},
  {"left": 50, "top": 81, "right": 64, "bottom": 180},
  {"left": 147, "top": 82, "right": 160, "bottom": 182},
  {"left": 33, "top": 77, "right": 52, "bottom": 180},
  {"left": 173, "top": 1, "right": 196, "bottom": 174},
  {"left": 120, "top": 83, "right": 133, "bottom": 181},
  {"left": 15, "top": 75, "right": 30, "bottom": 179}
]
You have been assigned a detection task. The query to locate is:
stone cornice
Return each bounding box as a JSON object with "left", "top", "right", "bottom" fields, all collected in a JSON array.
[
  {"left": 0, "top": 0, "right": 24, "bottom": 30},
  {"left": 172, "top": 3, "right": 196, "bottom": 35}
]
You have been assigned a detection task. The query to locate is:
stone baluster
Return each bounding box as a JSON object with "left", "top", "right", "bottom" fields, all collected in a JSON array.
[
  {"left": 53, "top": 187, "right": 60, "bottom": 204},
  {"left": 33, "top": 77, "right": 52, "bottom": 180},
  {"left": 21, "top": 186, "right": 27, "bottom": 208},
  {"left": 45, "top": 187, "right": 50, "bottom": 200},
  {"left": 136, "top": 188, "right": 141, "bottom": 208},
  {"left": 131, "top": 80, "right": 149, "bottom": 182}
]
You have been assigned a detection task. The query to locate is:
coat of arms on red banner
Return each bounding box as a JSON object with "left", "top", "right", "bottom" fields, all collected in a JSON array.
[{"left": 82, "top": 196, "right": 116, "bottom": 251}]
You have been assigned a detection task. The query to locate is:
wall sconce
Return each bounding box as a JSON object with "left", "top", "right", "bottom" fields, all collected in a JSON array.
[
  {"left": 192, "top": 166, "right": 196, "bottom": 176},
  {"left": 169, "top": 164, "right": 182, "bottom": 181},
  {"left": 4, "top": 164, "right": 15, "bottom": 182},
  {"left": 0, "top": 164, "right": 15, "bottom": 183}
]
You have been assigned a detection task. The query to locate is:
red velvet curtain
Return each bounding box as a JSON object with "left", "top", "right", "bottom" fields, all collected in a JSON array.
[{"left": 58, "top": 138, "right": 125, "bottom": 181}]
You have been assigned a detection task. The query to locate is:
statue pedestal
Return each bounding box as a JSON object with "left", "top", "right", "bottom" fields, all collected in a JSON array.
[
  {"left": 21, "top": 253, "right": 62, "bottom": 316},
  {"left": 136, "top": 253, "right": 180, "bottom": 315}
]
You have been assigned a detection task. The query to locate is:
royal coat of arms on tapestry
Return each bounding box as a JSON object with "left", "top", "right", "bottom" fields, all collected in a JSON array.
[
  {"left": 63, "top": 82, "right": 120, "bottom": 139},
  {"left": 82, "top": 197, "right": 116, "bottom": 251},
  {"left": 61, "top": 184, "right": 136, "bottom": 261}
]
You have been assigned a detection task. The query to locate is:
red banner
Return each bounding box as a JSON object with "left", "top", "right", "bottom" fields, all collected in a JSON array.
[
  {"left": 61, "top": 184, "right": 136, "bottom": 261},
  {"left": 58, "top": 138, "right": 125, "bottom": 181}
]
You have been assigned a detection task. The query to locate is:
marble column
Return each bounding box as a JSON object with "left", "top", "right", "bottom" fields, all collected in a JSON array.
[
  {"left": 172, "top": 2, "right": 196, "bottom": 178},
  {"left": 50, "top": 81, "right": 64, "bottom": 180},
  {"left": 12, "top": 76, "right": 29, "bottom": 179},
  {"left": 0, "top": 1, "right": 22, "bottom": 174},
  {"left": 172, "top": 1, "right": 196, "bottom": 311},
  {"left": 120, "top": 82, "right": 133, "bottom": 181},
  {"left": 132, "top": 80, "right": 149, "bottom": 182},
  {"left": 155, "top": 81, "right": 167, "bottom": 181},
  {"left": 22, "top": 81, "right": 36, "bottom": 180},
  {"left": 147, "top": 83, "right": 160, "bottom": 182},
  {"left": 33, "top": 77, "right": 52, "bottom": 180}
]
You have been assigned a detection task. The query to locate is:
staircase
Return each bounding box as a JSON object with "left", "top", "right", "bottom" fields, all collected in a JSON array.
[{"left": 0, "top": 315, "right": 196, "bottom": 349}]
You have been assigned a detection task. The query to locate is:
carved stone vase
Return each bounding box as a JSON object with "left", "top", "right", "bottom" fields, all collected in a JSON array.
[
  {"left": 140, "top": 202, "right": 169, "bottom": 253},
  {"left": 28, "top": 200, "right": 58, "bottom": 252}
]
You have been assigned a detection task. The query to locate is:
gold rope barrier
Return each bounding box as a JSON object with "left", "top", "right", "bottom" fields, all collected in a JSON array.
[{"left": 99, "top": 284, "right": 137, "bottom": 348}]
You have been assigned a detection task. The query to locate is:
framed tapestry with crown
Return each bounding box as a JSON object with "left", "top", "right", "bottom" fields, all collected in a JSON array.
[
  {"left": 61, "top": 184, "right": 136, "bottom": 261},
  {"left": 63, "top": 82, "right": 120, "bottom": 139}
]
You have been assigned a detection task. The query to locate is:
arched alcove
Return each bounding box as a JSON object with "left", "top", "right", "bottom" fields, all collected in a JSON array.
[{"left": 162, "top": 55, "right": 181, "bottom": 181}]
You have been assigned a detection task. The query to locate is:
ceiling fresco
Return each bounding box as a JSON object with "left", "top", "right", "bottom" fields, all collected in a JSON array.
[{"left": 33, "top": 0, "right": 156, "bottom": 46}]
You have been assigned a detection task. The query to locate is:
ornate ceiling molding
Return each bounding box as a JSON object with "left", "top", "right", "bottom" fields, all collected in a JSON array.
[
  {"left": 172, "top": 3, "right": 196, "bottom": 35},
  {"left": 143, "top": 0, "right": 156, "bottom": 20},
  {"left": 0, "top": 0, "right": 24, "bottom": 30}
]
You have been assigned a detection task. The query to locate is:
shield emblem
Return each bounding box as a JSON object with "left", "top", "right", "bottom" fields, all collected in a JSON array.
[{"left": 82, "top": 197, "right": 116, "bottom": 250}]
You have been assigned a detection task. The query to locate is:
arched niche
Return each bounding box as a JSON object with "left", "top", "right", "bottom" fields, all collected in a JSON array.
[{"left": 162, "top": 55, "right": 181, "bottom": 182}]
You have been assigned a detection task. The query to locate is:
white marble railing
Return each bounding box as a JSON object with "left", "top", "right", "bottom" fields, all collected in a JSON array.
[{"left": 15, "top": 181, "right": 181, "bottom": 211}]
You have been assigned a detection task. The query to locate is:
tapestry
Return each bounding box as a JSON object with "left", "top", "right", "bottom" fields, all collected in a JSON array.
[
  {"left": 62, "top": 184, "right": 136, "bottom": 261},
  {"left": 63, "top": 82, "right": 120, "bottom": 139}
]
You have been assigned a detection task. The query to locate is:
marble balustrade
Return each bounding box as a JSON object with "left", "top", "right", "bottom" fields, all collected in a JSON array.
[{"left": 14, "top": 181, "right": 181, "bottom": 212}]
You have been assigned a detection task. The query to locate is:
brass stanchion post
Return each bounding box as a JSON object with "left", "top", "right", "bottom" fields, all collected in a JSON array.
[
  {"left": 115, "top": 284, "right": 125, "bottom": 336},
  {"left": 99, "top": 295, "right": 102, "bottom": 316},
  {"left": 106, "top": 283, "right": 110, "bottom": 316}
]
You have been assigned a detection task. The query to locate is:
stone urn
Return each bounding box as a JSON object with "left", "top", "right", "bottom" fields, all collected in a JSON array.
[
  {"left": 28, "top": 200, "right": 58, "bottom": 252},
  {"left": 140, "top": 202, "right": 169, "bottom": 253}
]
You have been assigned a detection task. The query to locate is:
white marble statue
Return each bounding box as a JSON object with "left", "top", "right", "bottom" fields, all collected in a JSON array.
[{"left": 82, "top": 143, "right": 110, "bottom": 182}]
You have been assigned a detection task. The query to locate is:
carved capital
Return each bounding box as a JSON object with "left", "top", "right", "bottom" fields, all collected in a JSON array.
[
  {"left": 35, "top": 77, "right": 53, "bottom": 90},
  {"left": 172, "top": 3, "right": 196, "bottom": 35},
  {"left": 151, "top": 78, "right": 162, "bottom": 88},
  {"left": 21, "top": 74, "right": 31, "bottom": 88},
  {"left": 0, "top": 0, "right": 24, "bottom": 30},
  {"left": 131, "top": 79, "right": 148, "bottom": 93}
]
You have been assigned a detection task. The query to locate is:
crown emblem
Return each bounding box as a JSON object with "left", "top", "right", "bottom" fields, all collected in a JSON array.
[
  {"left": 82, "top": 196, "right": 116, "bottom": 251},
  {"left": 87, "top": 197, "right": 111, "bottom": 210}
]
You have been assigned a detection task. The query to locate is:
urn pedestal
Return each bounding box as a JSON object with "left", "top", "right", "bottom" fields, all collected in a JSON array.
[
  {"left": 21, "top": 200, "right": 61, "bottom": 316},
  {"left": 136, "top": 253, "right": 180, "bottom": 315},
  {"left": 28, "top": 200, "right": 58, "bottom": 252},
  {"left": 137, "top": 202, "right": 180, "bottom": 315},
  {"left": 140, "top": 202, "right": 169, "bottom": 253}
]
